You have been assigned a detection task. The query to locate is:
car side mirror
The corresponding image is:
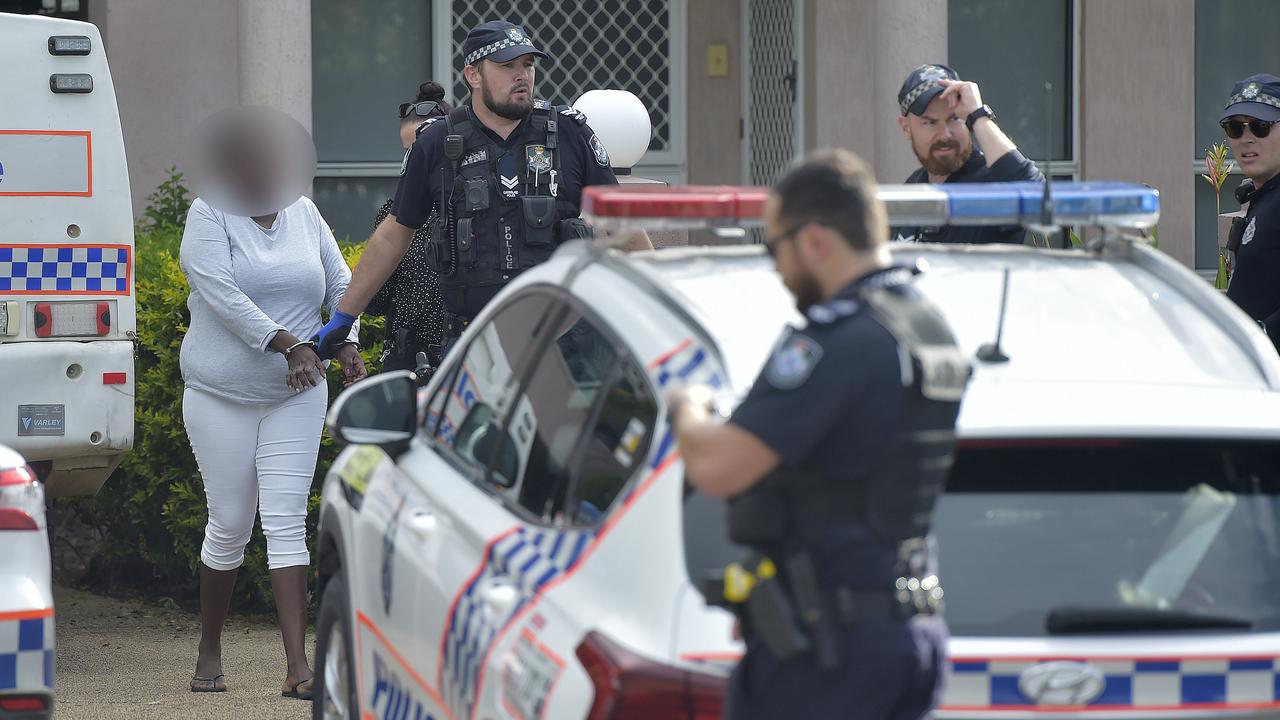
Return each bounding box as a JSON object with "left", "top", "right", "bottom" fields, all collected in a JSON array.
[{"left": 326, "top": 371, "right": 418, "bottom": 454}]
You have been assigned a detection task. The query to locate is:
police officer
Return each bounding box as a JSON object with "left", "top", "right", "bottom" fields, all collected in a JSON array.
[
  {"left": 669, "top": 149, "right": 969, "bottom": 719},
  {"left": 1222, "top": 73, "right": 1280, "bottom": 353},
  {"left": 893, "top": 64, "right": 1043, "bottom": 244},
  {"left": 314, "top": 20, "right": 651, "bottom": 358}
]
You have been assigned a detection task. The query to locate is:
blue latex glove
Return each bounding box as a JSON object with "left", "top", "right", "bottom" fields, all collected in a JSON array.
[{"left": 313, "top": 311, "right": 356, "bottom": 360}]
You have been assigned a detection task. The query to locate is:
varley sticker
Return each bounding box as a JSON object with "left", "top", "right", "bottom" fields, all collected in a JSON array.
[
  {"left": 19, "top": 404, "right": 65, "bottom": 436},
  {"left": 765, "top": 333, "right": 823, "bottom": 389}
]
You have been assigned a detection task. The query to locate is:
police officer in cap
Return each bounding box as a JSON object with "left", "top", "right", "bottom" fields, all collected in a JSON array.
[
  {"left": 314, "top": 20, "right": 651, "bottom": 358},
  {"left": 669, "top": 149, "right": 969, "bottom": 719},
  {"left": 1222, "top": 73, "right": 1280, "bottom": 353},
  {"left": 893, "top": 64, "right": 1043, "bottom": 244}
]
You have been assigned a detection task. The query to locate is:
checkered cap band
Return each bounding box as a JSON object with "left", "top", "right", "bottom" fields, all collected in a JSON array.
[
  {"left": 901, "top": 80, "right": 942, "bottom": 116},
  {"left": 1227, "top": 92, "right": 1280, "bottom": 111},
  {"left": 466, "top": 38, "right": 529, "bottom": 66}
]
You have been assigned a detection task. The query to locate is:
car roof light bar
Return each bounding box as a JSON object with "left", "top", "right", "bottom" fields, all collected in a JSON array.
[{"left": 582, "top": 181, "right": 1160, "bottom": 232}]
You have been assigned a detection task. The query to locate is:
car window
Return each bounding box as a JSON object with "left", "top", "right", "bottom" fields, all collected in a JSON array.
[
  {"left": 425, "top": 291, "right": 556, "bottom": 473},
  {"left": 934, "top": 439, "right": 1280, "bottom": 636},
  {"left": 565, "top": 362, "right": 657, "bottom": 525}
]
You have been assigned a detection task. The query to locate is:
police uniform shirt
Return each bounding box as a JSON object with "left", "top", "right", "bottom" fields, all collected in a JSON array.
[
  {"left": 1227, "top": 173, "right": 1280, "bottom": 350},
  {"left": 391, "top": 102, "right": 618, "bottom": 232},
  {"left": 892, "top": 146, "right": 1043, "bottom": 244},
  {"left": 730, "top": 268, "right": 913, "bottom": 587}
]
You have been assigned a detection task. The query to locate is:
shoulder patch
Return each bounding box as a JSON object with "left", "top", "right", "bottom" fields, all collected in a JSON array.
[
  {"left": 1243, "top": 216, "right": 1257, "bottom": 246},
  {"left": 398, "top": 148, "right": 411, "bottom": 176},
  {"left": 559, "top": 105, "right": 588, "bottom": 125},
  {"left": 534, "top": 98, "right": 552, "bottom": 110},
  {"left": 764, "top": 332, "right": 823, "bottom": 390},
  {"left": 590, "top": 133, "right": 611, "bottom": 168},
  {"left": 414, "top": 116, "right": 442, "bottom": 138}
]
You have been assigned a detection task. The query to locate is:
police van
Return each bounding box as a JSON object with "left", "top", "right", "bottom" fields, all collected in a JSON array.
[
  {"left": 315, "top": 182, "right": 1280, "bottom": 720},
  {"left": 0, "top": 12, "right": 135, "bottom": 497}
]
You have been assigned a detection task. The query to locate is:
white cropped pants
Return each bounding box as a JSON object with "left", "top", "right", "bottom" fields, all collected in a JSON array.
[{"left": 183, "top": 384, "right": 326, "bottom": 571}]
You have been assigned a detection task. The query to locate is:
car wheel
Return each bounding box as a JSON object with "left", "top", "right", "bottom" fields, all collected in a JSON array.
[{"left": 313, "top": 572, "right": 357, "bottom": 720}]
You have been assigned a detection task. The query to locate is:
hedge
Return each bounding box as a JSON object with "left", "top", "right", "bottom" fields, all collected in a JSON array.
[{"left": 61, "top": 169, "right": 384, "bottom": 612}]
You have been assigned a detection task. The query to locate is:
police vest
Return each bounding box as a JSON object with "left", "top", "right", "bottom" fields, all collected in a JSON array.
[
  {"left": 730, "top": 273, "right": 970, "bottom": 567},
  {"left": 430, "top": 100, "right": 582, "bottom": 318}
]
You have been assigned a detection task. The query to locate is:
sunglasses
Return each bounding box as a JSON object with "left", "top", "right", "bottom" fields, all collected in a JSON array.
[
  {"left": 398, "top": 100, "right": 442, "bottom": 120},
  {"left": 765, "top": 223, "right": 806, "bottom": 258},
  {"left": 1221, "top": 118, "right": 1276, "bottom": 139}
]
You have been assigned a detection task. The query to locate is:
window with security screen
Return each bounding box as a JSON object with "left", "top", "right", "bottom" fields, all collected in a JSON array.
[{"left": 448, "top": 0, "right": 674, "bottom": 155}]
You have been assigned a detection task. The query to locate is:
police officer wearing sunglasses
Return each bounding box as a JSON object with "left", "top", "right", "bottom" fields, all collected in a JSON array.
[
  {"left": 314, "top": 20, "right": 652, "bottom": 359},
  {"left": 1221, "top": 74, "right": 1280, "bottom": 352}
]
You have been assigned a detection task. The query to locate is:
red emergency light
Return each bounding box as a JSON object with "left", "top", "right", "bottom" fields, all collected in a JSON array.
[{"left": 582, "top": 185, "right": 769, "bottom": 230}]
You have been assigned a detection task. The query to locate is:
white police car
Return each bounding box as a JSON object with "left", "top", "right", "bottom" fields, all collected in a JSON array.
[
  {"left": 314, "top": 182, "right": 1280, "bottom": 720},
  {"left": 0, "top": 443, "right": 54, "bottom": 720}
]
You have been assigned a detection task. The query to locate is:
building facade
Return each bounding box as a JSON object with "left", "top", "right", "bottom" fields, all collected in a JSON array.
[{"left": 9, "top": 0, "right": 1279, "bottom": 272}]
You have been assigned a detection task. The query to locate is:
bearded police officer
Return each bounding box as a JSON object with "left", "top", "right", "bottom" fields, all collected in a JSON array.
[
  {"left": 315, "top": 20, "right": 651, "bottom": 358},
  {"left": 893, "top": 64, "right": 1043, "bottom": 244},
  {"left": 1222, "top": 74, "right": 1280, "bottom": 353},
  {"left": 669, "top": 149, "right": 969, "bottom": 720}
]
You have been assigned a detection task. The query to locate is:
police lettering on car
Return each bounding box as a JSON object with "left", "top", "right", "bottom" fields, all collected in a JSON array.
[
  {"left": 1221, "top": 73, "right": 1280, "bottom": 353},
  {"left": 669, "top": 150, "right": 970, "bottom": 719},
  {"left": 314, "top": 19, "right": 652, "bottom": 357},
  {"left": 892, "top": 63, "right": 1043, "bottom": 245}
]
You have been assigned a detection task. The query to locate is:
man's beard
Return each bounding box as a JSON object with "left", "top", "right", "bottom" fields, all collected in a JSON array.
[
  {"left": 788, "top": 270, "right": 824, "bottom": 314},
  {"left": 915, "top": 138, "right": 971, "bottom": 177},
  {"left": 482, "top": 81, "right": 534, "bottom": 120}
]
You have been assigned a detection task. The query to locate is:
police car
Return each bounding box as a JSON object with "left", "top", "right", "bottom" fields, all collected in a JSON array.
[
  {"left": 0, "top": 443, "right": 54, "bottom": 720},
  {"left": 314, "top": 182, "right": 1280, "bottom": 720}
]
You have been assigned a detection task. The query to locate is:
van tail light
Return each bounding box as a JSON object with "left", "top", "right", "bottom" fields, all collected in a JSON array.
[
  {"left": 575, "top": 631, "right": 726, "bottom": 720},
  {"left": 0, "top": 463, "right": 44, "bottom": 531},
  {"left": 0, "top": 694, "right": 49, "bottom": 712}
]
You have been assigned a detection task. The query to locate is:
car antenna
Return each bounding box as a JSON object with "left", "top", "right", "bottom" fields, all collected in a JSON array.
[
  {"left": 976, "top": 267, "right": 1012, "bottom": 363},
  {"left": 1039, "top": 81, "right": 1054, "bottom": 238}
]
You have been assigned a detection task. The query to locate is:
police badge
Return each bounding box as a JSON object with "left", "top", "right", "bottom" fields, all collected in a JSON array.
[
  {"left": 526, "top": 144, "right": 552, "bottom": 173},
  {"left": 1244, "top": 83, "right": 1260, "bottom": 100},
  {"left": 507, "top": 28, "right": 526, "bottom": 43},
  {"left": 590, "top": 134, "right": 610, "bottom": 168}
]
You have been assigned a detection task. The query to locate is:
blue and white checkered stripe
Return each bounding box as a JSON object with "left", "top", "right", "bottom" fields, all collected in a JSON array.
[
  {"left": 441, "top": 526, "right": 594, "bottom": 719},
  {"left": 947, "top": 658, "right": 1280, "bottom": 708},
  {"left": 0, "top": 245, "right": 130, "bottom": 293},
  {"left": 0, "top": 614, "right": 55, "bottom": 691}
]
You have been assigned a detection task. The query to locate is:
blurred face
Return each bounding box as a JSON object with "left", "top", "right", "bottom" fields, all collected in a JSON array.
[
  {"left": 471, "top": 55, "right": 536, "bottom": 120},
  {"left": 1224, "top": 114, "right": 1280, "bottom": 185},
  {"left": 899, "top": 94, "right": 972, "bottom": 177},
  {"left": 763, "top": 197, "right": 823, "bottom": 313}
]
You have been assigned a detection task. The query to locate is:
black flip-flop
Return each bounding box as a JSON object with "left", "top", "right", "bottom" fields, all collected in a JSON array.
[
  {"left": 190, "top": 674, "right": 226, "bottom": 693},
  {"left": 282, "top": 677, "right": 314, "bottom": 700}
]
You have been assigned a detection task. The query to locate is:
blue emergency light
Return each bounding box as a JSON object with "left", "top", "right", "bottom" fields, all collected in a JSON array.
[{"left": 582, "top": 181, "right": 1160, "bottom": 231}]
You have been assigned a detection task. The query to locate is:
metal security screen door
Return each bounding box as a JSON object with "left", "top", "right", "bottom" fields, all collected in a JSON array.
[
  {"left": 436, "top": 1, "right": 686, "bottom": 168},
  {"left": 744, "top": 0, "right": 803, "bottom": 187}
]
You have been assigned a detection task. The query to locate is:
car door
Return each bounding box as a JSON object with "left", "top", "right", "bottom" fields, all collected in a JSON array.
[{"left": 349, "top": 289, "right": 559, "bottom": 720}]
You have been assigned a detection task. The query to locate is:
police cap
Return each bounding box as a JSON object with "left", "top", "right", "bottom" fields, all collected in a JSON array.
[
  {"left": 898, "top": 64, "right": 959, "bottom": 117},
  {"left": 463, "top": 20, "right": 550, "bottom": 67},
  {"left": 1221, "top": 73, "right": 1280, "bottom": 122}
]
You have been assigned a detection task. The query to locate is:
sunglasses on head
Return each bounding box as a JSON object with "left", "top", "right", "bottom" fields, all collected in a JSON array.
[
  {"left": 1221, "top": 118, "right": 1276, "bottom": 139},
  {"left": 399, "top": 100, "right": 442, "bottom": 120}
]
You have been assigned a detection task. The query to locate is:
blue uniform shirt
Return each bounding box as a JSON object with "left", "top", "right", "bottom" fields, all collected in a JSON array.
[
  {"left": 391, "top": 102, "right": 618, "bottom": 231},
  {"left": 893, "top": 146, "right": 1043, "bottom": 244},
  {"left": 730, "top": 267, "right": 915, "bottom": 588}
]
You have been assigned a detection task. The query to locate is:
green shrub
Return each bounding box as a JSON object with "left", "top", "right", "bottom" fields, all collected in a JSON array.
[{"left": 65, "top": 169, "right": 384, "bottom": 612}]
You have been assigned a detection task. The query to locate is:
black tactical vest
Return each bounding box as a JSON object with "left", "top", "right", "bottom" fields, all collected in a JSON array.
[
  {"left": 429, "top": 100, "right": 579, "bottom": 319},
  {"left": 730, "top": 275, "right": 969, "bottom": 573}
]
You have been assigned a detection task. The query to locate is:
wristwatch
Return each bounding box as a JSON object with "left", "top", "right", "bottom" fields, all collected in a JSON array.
[{"left": 965, "top": 105, "right": 995, "bottom": 132}]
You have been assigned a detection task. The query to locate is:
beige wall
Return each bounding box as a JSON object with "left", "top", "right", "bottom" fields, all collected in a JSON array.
[
  {"left": 804, "top": 0, "right": 946, "bottom": 183},
  {"left": 96, "top": 0, "right": 311, "bottom": 219},
  {"left": 1080, "top": 0, "right": 1195, "bottom": 266},
  {"left": 686, "top": 0, "right": 744, "bottom": 185}
]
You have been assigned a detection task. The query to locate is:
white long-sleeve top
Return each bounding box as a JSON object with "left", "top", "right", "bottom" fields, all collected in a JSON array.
[{"left": 179, "top": 196, "right": 358, "bottom": 404}]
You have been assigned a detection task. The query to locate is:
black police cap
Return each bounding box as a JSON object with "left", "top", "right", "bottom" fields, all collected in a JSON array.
[
  {"left": 1221, "top": 73, "right": 1280, "bottom": 123},
  {"left": 463, "top": 20, "right": 550, "bottom": 66},
  {"left": 898, "top": 64, "right": 959, "bottom": 117}
]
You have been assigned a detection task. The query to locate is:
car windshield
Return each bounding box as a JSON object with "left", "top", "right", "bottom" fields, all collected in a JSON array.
[{"left": 935, "top": 439, "right": 1280, "bottom": 636}]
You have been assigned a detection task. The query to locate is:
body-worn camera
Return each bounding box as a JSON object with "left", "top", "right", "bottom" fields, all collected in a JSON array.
[{"left": 464, "top": 177, "right": 489, "bottom": 211}]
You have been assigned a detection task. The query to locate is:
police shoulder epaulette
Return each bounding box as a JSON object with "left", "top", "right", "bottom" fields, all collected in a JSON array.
[
  {"left": 557, "top": 105, "right": 588, "bottom": 126},
  {"left": 533, "top": 99, "right": 552, "bottom": 110}
]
